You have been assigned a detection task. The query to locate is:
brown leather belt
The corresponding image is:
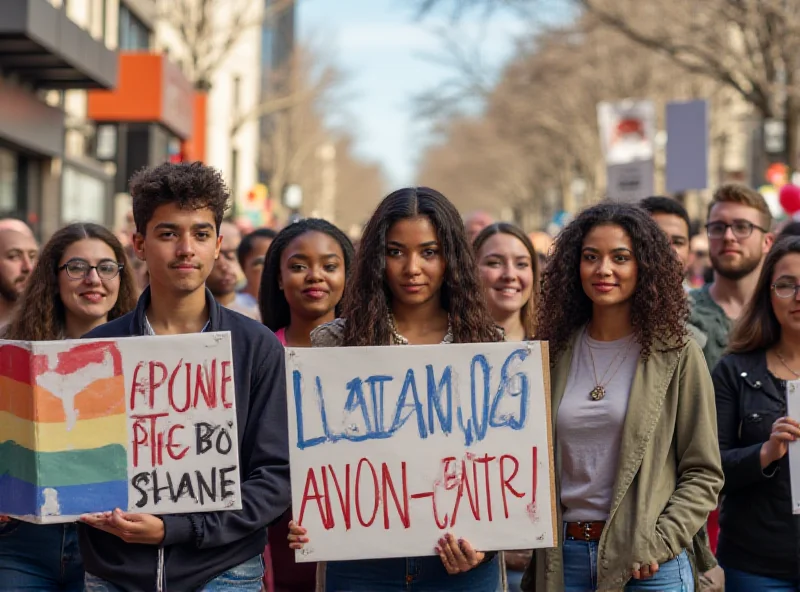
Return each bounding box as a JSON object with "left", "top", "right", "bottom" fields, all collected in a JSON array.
[{"left": 565, "top": 521, "right": 606, "bottom": 542}]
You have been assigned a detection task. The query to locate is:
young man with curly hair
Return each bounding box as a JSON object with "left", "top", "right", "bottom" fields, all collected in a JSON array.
[{"left": 78, "top": 162, "right": 290, "bottom": 591}]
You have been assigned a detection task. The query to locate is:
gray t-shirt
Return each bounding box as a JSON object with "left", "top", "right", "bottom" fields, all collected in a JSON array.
[{"left": 557, "top": 327, "right": 641, "bottom": 522}]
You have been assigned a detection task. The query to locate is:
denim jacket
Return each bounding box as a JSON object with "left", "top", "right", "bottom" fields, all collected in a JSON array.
[{"left": 522, "top": 333, "right": 723, "bottom": 591}]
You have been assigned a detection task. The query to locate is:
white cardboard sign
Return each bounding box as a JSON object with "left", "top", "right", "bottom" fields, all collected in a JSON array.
[
  {"left": 787, "top": 380, "right": 800, "bottom": 514},
  {"left": 285, "top": 341, "right": 557, "bottom": 562},
  {"left": 0, "top": 333, "right": 241, "bottom": 523}
]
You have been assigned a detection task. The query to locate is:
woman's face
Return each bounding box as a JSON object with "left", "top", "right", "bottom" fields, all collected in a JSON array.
[
  {"left": 579, "top": 223, "right": 638, "bottom": 309},
  {"left": 279, "top": 231, "right": 346, "bottom": 322},
  {"left": 58, "top": 239, "right": 121, "bottom": 325},
  {"left": 770, "top": 252, "right": 800, "bottom": 335},
  {"left": 384, "top": 216, "right": 445, "bottom": 309},
  {"left": 477, "top": 233, "right": 534, "bottom": 319}
]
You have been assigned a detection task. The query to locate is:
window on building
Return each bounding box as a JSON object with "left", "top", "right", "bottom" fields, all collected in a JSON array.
[
  {"left": 233, "top": 75, "right": 242, "bottom": 114},
  {"left": 0, "top": 149, "right": 18, "bottom": 214},
  {"left": 119, "top": 4, "right": 152, "bottom": 51},
  {"left": 231, "top": 148, "right": 239, "bottom": 204}
]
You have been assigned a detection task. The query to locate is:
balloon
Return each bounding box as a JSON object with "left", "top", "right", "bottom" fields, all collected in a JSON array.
[{"left": 779, "top": 184, "right": 800, "bottom": 215}]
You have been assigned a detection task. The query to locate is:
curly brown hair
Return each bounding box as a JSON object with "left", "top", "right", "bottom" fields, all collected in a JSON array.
[
  {"left": 129, "top": 162, "right": 229, "bottom": 235},
  {"left": 341, "top": 187, "right": 501, "bottom": 346},
  {"left": 5, "top": 223, "right": 138, "bottom": 341},
  {"left": 537, "top": 202, "right": 688, "bottom": 361}
]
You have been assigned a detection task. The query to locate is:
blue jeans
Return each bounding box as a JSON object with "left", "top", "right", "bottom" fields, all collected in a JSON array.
[
  {"left": 84, "top": 554, "right": 264, "bottom": 591},
  {"left": 722, "top": 566, "right": 800, "bottom": 591},
  {"left": 506, "top": 568, "right": 523, "bottom": 592},
  {"left": 563, "top": 539, "right": 694, "bottom": 592},
  {"left": 324, "top": 554, "right": 501, "bottom": 591},
  {"left": 0, "top": 520, "right": 84, "bottom": 591}
]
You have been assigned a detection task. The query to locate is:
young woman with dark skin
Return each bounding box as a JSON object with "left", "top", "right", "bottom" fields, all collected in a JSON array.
[
  {"left": 288, "top": 187, "right": 503, "bottom": 591},
  {"left": 258, "top": 218, "right": 355, "bottom": 592}
]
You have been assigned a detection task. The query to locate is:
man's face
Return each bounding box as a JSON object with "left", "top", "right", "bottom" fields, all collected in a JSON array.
[
  {"left": 243, "top": 237, "right": 273, "bottom": 295},
  {"left": 0, "top": 230, "right": 38, "bottom": 303},
  {"left": 650, "top": 212, "right": 690, "bottom": 271},
  {"left": 207, "top": 227, "right": 243, "bottom": 299},
  {"left": 132, "top": 204, "right": 221, "bottom": 296},
  {"left": 707, "top": 202, "right": 772, "bottom": 280}
]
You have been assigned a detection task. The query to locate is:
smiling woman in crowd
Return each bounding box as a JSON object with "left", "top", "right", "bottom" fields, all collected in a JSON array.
[
  {"left": 0, "top": 222, "right": 137, "bottom": 591},
  {"left": 526, "top": 202, "right": 722, "bottom": 592},
  {"left": 288, "top": 187, "right": 504, "bottom": 591}
]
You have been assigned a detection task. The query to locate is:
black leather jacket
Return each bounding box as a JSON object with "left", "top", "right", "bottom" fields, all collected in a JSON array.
[{"left": 714, "top": 349, "right": 799, "bottom": 580}]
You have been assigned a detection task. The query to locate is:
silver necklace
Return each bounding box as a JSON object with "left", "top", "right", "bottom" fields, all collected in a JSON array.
[
  {"left": 388, "top": 314, "right": 452, "bottom": 345},
  {"left": 775, "top": 350, "right": 800, "bottom": 378},
  {"left": 585, "top": 332, "right": 635, "bottom": 401}
]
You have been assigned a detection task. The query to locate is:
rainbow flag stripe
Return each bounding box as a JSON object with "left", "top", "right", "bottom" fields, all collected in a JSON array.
[{"left": 0, "top": 342, "right": 129, "bottom": 520}]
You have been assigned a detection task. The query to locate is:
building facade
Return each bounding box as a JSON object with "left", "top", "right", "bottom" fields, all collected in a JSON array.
[{"left": 0, "top": 0, "right": 118, "bottom": 238}]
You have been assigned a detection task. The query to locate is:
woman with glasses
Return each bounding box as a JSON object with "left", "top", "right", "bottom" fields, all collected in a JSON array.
[
  {"left": 0, "top": 223, "right": 137, "bottom": 591},
  {"left": 713, "top": 235, "right": 800, "bottom": 590}
]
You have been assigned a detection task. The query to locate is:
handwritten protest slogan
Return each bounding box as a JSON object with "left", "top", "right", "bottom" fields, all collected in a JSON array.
[
  {"left": 286, "top": 341, "right": 557, "bottom": 562},
  {"left": 0, "top": 333, "right": 241, "bottom": 524}
]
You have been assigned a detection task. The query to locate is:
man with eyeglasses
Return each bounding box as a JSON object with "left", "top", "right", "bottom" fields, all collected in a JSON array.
[{"left": 689, "top": 184, "right": 774, "bottom": 371}]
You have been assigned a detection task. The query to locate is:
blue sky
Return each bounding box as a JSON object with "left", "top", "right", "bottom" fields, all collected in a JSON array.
[{"left": 297, "top": 0, "right": 530, "bottom": 186}]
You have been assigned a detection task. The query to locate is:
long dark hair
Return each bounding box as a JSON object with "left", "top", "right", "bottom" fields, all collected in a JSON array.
[
  {"left": 5, "top": 223, "right": 138, "bottom": 341},
  {"left": 341, "top": 187, "right": 501, "bottom": 346},
  {"left": 728, "top": 236, "right": 800, "bottom": 354},
  {"left": 259, "top": 219, "right": 355, "bottom": 332},
  {"left": 538, "top": 202, "right": 688, "bottom": 361},
  {"left": 473, "top": 222, "right": 539, "bottom": 338}
]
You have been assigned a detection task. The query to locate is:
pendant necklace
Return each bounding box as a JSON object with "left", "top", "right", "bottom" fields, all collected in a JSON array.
[{"left": 585, "top": 331, "right": 635, "bottom": 401}]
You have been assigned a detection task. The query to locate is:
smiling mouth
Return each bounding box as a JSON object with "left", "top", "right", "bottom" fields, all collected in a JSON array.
[{"left": 494, "top": 287, "right": 520, "bottom": 294}]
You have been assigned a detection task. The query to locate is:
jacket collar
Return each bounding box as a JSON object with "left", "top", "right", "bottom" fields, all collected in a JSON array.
[
  {"left": 727, "top": 349, "right": 783, "bottom": 405},
  {"left": 129, "top": 285, "right": 221, "bottom": 336}
]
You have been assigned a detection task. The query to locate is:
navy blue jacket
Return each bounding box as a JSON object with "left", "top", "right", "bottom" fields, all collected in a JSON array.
[{"left": 78, "top": 287, "right": 290, "bottom": 591}]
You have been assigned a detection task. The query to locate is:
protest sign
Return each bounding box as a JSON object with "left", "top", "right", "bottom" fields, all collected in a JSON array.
[
  {"left": 286, "top": 341, "right": 556, "bottom": 562},
  {"left": 787, "top": 380, "right": 800, "bottom": 514},
  {"left": 0, "top": 333, "right": 240, "bottom": 524}
]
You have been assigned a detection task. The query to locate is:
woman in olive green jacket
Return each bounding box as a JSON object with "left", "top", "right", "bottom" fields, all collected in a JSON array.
[{"left": 522, "top": 203, "right": 723, "bottom": 592}]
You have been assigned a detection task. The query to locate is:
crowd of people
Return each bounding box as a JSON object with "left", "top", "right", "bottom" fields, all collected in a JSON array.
[{"left": 0, "top": 161, "right": 797, "bottom": 591}]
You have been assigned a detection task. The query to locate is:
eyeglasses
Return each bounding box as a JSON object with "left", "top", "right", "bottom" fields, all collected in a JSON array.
[
  {"left": 59, "top": 258, "right": 123, "bottom": 280},
  {"left": 773, "top": 283, "right": 800, "bottom": 299},
  {"left": 705, "top": 220, "right": 768, "bottom": 239}
]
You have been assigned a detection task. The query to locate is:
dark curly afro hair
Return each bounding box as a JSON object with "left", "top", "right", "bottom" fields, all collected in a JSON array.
[
  {"left": 537, "top": 201, "right": 688, "bottom": 362},
  {"left": 129, "top": 161, "right": 229, "bottom": 235}
]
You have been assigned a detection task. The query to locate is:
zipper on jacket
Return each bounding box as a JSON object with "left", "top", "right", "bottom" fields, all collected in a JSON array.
[{"left": 156, "top": 547, "right": 165, "bottom": 592}]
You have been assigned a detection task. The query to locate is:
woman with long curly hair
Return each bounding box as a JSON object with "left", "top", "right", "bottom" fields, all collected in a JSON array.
[
  {"left": 712, "top": 236, "right": 800, "bottom": 590},
  {"left": 288, "top": 187, "right": 503, "bottom": 591},
  {"left": 0, "top": 223, "right": 137, "bottom": 590},
  {"left": 258, "top": 218, "right": 355, "bottom": 592},
  {"left": 523, "top": 202, "right": 723, "bottom": 592}
]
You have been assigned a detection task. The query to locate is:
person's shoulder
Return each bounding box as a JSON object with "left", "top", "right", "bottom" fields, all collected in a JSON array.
[
  {"left": 83, "top": 313, "right": 134, "bottom": 338},
  {"left": 218, "top": 307, "right": 279, "bottom": 347},
  {"left": 310, "top": 318, "right": 345, "bottom": 347}
]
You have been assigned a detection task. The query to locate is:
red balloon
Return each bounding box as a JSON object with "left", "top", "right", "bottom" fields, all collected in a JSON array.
[{"left": 780, "top": 184, "right": 800, "bottom": 215}]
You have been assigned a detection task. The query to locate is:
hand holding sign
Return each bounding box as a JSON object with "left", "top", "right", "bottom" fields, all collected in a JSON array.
[
  {"left": 761, "top": 416, "right": 800, "bottom": 467},
  {"left": 288, "top": 521, "right": 487, "bottom": 575},
  {"left": 80, "top": 509, "right": 165, "bottom": 545}
]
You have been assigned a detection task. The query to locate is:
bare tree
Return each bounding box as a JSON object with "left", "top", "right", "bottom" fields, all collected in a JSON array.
[
  {"left": 418, "top": 0, "right": 800, "bottom": 172},
  {"left": 158, "top": 0, "right": 296, "bottom": 89}
]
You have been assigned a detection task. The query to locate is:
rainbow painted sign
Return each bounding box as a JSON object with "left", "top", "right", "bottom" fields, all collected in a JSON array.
[{"left": 0, "top": 333, "right": 241, "bottom": 524}]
